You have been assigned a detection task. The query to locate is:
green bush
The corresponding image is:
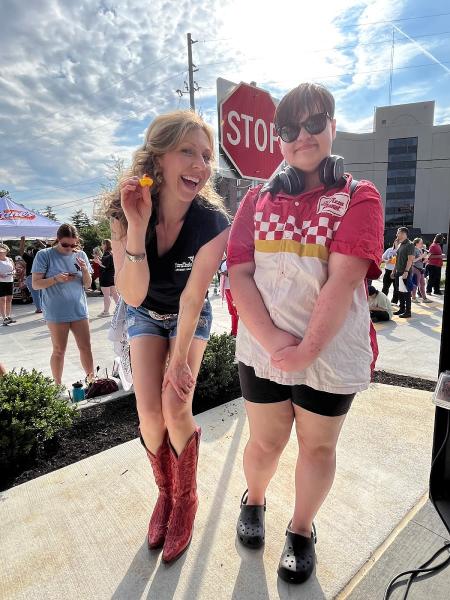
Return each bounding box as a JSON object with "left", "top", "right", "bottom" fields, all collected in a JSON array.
[
  {"left": 0, "top": 369, "right": 77, "bottom": 468},
  {"left": 194, "top": 333, "right": 238, "bottom": 410}
]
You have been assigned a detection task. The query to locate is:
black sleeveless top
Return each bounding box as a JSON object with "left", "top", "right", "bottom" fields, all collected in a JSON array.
[
  {"left": 141, "top": 198, "right": 230, "bottom": 314},
  {"left": 99, "top": 251, "right": 115, "bottom": 287}
]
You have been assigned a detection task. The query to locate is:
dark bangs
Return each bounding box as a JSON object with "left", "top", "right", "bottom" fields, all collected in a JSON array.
[{"left": 274, "top": 83, "right": 335, "bottom": 127}]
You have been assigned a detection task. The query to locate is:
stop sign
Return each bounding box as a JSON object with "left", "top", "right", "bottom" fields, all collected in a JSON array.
[{"left": 220, "top": 82, "right": 283, "bottom": 181}]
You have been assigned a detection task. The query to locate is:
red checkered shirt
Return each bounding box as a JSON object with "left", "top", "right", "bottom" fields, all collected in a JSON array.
[{"left": 227, "top": 175, "right": 384, "bottom": 393}]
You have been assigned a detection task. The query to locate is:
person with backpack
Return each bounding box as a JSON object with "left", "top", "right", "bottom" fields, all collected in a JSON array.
[{"left": 227, "top": 82, "right": 383, "bottom": 584}]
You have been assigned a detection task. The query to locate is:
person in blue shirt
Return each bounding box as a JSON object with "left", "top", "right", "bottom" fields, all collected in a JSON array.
[{"left": 32, "top": 223, "right": 94, "bottom": 385}]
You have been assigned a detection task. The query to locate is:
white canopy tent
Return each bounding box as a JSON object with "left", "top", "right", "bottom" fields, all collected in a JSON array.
[{"left": 0, "top": 196, "right": 61, "bottom": 240}]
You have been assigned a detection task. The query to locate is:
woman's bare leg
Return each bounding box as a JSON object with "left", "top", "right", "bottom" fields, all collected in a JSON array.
[
  {"left": 70, "top": 319, "right": 94, "bottom": 378},
  {"left": 5, "top": 295, "right": 12, "bottom": 317},
  {"left": 101, "top": 287, "right": 111, "bottom": 313},
  {"left": 291, "top": 405, "right": 347, "bottom": 536},
  {"left": 130, "top": 335, "right": 169, "bottom": 453},
  {"left": 47, "top": 321, "right": 71, "bottom": 384},
  {"left": 243, "top": 400, "right": 294, "bottom": 504},
  {"left": 162, "top": 338, "right": 207, "bottom": 455}
]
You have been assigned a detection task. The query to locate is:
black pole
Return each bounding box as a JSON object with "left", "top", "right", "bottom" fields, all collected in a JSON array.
[{"left": 429, "top": 219, "right": 450, "bottom": 534}]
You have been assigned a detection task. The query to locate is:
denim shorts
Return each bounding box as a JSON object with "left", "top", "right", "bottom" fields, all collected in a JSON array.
[{"left": 126, "top": 299, "right": 212, "bottom": 341}]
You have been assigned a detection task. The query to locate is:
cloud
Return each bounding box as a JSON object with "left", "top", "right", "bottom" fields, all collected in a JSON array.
[
  {"left": 0, "top": 0, "right": 225, "bottom": 218},
  {"left": 435, "top": 103, "right": 450, "bottom": 125},
  {"left": 1, "top": 0, "right": 449, "bottom": 221}
]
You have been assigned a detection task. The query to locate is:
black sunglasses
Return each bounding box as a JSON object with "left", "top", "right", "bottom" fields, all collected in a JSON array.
[
  {"left": 60, "top": 242, "right": 78, "bottom": 248},
  {"left": 276, "top": 112, "right": 332, "bottom": 143}
]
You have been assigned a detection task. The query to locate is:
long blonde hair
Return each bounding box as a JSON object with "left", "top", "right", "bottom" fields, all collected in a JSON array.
[{"left": 105, "top": 110, "right": 226, "bottom": 232}]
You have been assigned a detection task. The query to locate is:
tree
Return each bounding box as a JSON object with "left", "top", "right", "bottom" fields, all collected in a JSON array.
[
  {"left": 0, "top": 190, "right": 10, "bottom": 198},
  {"left": 92, "top": 155, "right": 126, "bottom": 222},
  {"left": 79, "top": 219, "right": 111, "bottom": 257},
  {"left": 71, "top": 209, "right": 91, "bottom": 230},
  {"left": 102, "top": 155, "right": 125, "bottom": 192},
  {"left": 41, "top": 205, "right": 58, "bottom": 221}
]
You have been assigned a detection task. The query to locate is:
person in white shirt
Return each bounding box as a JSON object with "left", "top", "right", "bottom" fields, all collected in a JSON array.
[
  {"left": 368, "top": 285, "right": 392, "bottom": 322},
  {"left": 381, "top": 241, "right": 398, "bottom": 303},
  {"left": 0, "top": 243, "right": 17, "bottom": 326}
]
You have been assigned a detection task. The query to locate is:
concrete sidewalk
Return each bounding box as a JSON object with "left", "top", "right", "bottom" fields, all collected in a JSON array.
[
  {"left": 370, "top": 280, "right": 444, "bottom": 381},
  {"left": 0, "top": 383, "right": 436, "bottom": 599},
  {"left": 346, "top": 500, "right": 450, "bottom": 599}
]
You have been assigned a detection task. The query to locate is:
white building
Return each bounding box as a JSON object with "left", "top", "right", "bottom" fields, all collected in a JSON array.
[{"left": 333, "top": 101, "right": 450, "bottom": 240}]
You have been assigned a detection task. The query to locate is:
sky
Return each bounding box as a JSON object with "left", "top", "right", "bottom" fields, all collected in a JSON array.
[{"left": 1, "top": 0, "right": 450, "bottom": 222}]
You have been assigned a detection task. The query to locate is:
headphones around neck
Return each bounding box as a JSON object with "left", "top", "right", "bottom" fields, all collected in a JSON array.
[{"left": 262, "top": 155, "right": 345, "bottom": 196}]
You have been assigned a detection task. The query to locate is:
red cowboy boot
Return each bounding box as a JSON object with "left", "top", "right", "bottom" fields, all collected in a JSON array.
[
  {"left": 141, "top": 431, "right": 174, "bottom": 549},
  {"left": 162, "top": 428, "right": 201, "bottom": 563}
]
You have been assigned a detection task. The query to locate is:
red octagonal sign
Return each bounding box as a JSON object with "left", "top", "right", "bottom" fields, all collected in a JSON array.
[{"left": 220, "top": 82, "right": 283, "bottom": 181}]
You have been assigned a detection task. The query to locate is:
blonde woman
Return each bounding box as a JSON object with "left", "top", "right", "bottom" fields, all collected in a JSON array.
[
  {"left": 106, "top": 110, "right": 230, "bottom": 563},
  {"left": 0, "top": 243, "right": 16, "bottom": 325}
]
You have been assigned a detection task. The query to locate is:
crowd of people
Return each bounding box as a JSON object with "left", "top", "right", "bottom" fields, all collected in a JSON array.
[
  {"left": 369, "top": 228, "right": 445, "bottom": 323},
  {"left": 1, "top": 80, "right": 447, "bottom": 586},
  {"left": 1, "top": 230, "right": 120, "bottom": 389}
]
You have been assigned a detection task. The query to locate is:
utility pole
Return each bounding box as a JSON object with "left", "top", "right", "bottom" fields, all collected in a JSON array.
[
  {"left": 176, "top": 33, "right": 199, "bottom": 110},
  {"left": 187, "top": 33, "right": 197, "bottom": 110}
]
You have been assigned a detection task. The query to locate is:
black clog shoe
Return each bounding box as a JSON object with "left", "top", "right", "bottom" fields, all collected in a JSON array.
[
  {"left": 236, "top": 489, "right": 266, "bottom": 549},
  {"left": 277, "top": 521, "right": 317, "bottom": 584}
]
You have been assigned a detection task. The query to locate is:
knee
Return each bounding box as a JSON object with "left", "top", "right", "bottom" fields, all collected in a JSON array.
[
  {"left": 249, "top": 436, "right": 287, "bottom": 458},
  {"left": 51, "top": 347, "right": 66, "bottom": 359},
  {"left": 138, "top": 404, "right": 164, "bottom": 429},
  {"left": 301, "top": 441, "right": 336, "bottom": 463},
  {"left": 78, "top": 343, "right": 92, "bottom": 355},
  {"left": 161, "top": 389, "right": 192, "bottom": 428}
]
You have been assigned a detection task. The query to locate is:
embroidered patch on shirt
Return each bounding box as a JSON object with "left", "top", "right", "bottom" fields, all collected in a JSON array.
[
  {"left": 174, "top": 256, "right": 194, "bottom": 272},
  {"left": 317, "top": 192, "right": 350, "bottom": 217}
]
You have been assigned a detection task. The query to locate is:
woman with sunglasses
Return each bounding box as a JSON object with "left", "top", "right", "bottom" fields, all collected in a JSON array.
[
  {"left": 228, "top": 83, "right": 383, "bottom": 584},
  {"left": 32, "top": 223, "right": 94, "bottom": 385}
]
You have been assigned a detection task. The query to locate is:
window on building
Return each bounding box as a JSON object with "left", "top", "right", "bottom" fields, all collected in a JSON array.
[{"left": 386, "top": 137, "right": 418, "bottom": 228}]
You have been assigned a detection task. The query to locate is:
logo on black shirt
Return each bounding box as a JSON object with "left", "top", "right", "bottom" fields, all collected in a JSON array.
[{"left": 174, "top": 256, "right": 194, "bottom": 272}]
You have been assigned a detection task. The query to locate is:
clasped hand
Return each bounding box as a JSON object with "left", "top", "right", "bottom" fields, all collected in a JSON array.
[
  {"left": 267, "top": 328, "right": 310, "bottom": 372},
  {"left": 162, "top": 359, "right": 196, "bottom": 402}
]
